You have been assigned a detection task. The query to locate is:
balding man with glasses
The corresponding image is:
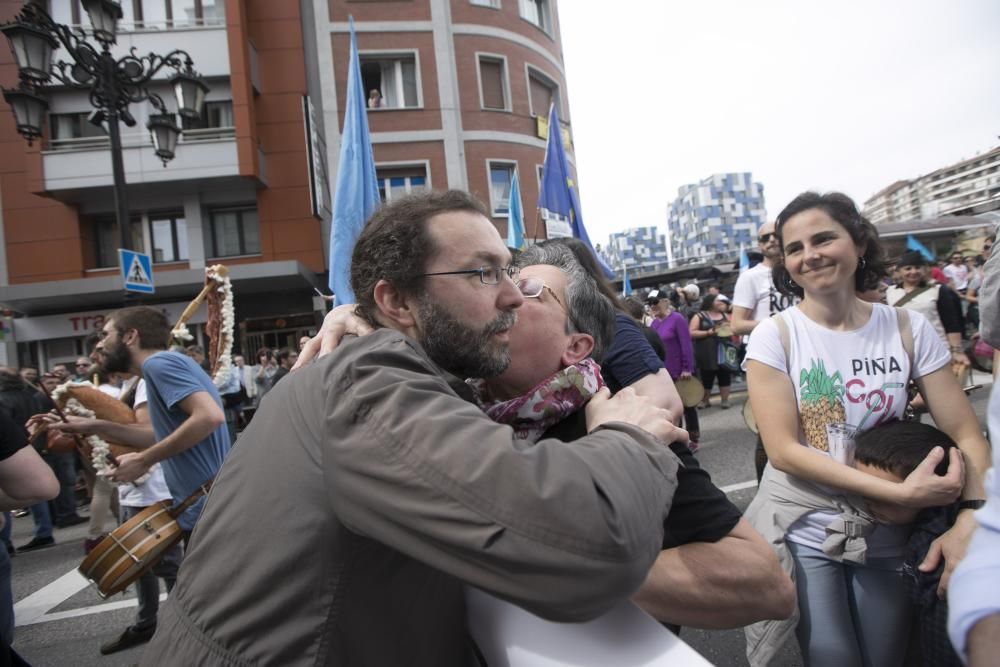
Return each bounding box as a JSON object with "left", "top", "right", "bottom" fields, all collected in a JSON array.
[{"left": 141, "top": 190, "right": 687, "bottom": 667}]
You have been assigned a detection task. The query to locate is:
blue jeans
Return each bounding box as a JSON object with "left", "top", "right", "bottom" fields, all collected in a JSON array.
[
  {"left": 29, "top": 501, "right": 52, "bottom": 539},
  {"left": 48, "top": 451, "right": 78, "bottom": 521},
  {"left": 788, "top": 541, "right": 911, "bottom": 667}
]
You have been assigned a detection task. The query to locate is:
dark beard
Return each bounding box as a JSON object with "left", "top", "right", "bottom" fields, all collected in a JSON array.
[
  {"left": 416, "top": 299, "right": 516, "bottom": 379},
  {"left": 100, "top": 341, "right": 132, "bottom": 375}
]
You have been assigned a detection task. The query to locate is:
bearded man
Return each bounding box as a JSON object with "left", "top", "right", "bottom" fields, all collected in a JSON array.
[{"left": 141, "top": 190, "right": 684, "bottom": 666}]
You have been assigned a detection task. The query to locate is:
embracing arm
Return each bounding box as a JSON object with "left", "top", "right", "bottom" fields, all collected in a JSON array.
[
  {"left": 627, "top": 369, "right": 683, "bottom": 424},
  {"left": 748, "top": 360, "right": 963, "bottom": 507},
  {"left": 632, "top": 517, "right": 794, "bottom": 628}
]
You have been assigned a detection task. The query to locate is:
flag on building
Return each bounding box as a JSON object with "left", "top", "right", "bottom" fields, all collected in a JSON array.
[
  {"left": 537, "top": 103, "right": 613, "bottom": 278},
  {"left": 905, "top": 234, "right": 935, "bottom": 262},
  {"left": 622, "top": 264, "right": 631, "bottom": 296},
  {"left": 506, "top": 170, "right": 525, "bottom": 250},
  {"left": 328, "top": 17, "right": 381, "bottom": 305}
]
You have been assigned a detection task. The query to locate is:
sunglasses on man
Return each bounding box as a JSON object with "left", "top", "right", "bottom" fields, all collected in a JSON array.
[{"left": 758, "top": 232, "right": 776, "bottom": 243}]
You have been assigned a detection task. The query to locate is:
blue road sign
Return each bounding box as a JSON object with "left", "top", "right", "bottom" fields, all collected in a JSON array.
[{"left": 119, "top": 249, "right": 155, "bottom": 294}]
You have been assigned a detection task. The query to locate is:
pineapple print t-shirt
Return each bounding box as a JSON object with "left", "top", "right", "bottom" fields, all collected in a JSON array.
[{"left": 745, "top": 303, "right": 951, "bottom": 557}]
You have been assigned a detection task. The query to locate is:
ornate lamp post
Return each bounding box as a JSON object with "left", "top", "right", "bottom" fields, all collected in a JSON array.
[{"left": 1, "top": 1, "right": 209, "bottom": 252}]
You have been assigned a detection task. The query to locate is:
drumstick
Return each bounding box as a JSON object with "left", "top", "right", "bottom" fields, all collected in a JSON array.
[{"left": 41, "top": 385, "right": 119, "bottom": 468}]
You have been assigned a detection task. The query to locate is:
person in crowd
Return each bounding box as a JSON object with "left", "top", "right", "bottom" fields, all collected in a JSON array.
[
  {"left": 690, "top": 293, "right": 735, "bottom": 410},
  {"left": 298, "top": 335, "right": 312, "bottom": 352},
  {"left": 215, "top": 359, "right": 243, "bottom": 444},
  {"left": 677, "top": 283, "right": 702, "bottom": 321},
  {"left": 253, "top": 347, "right": 277, "bottom": 400},
  {"left": 73, "top": 357, "right": 93, "bottom": 381},
  {"left": 231, "top": 354, "right": 256, "bottom": 427},
  {"left": 948, "top": 235, "right": 1000, "bottom": 667},
  {"left": 46, "top": 371, "right": 183, "bottom": 655},
  {"left": 141, "top": 190, "right": 682, "bottom": 666},
  {"left": 943, "top": 251, "right": 969, "bottom": 294},
  {"left": 269, "top": 347, "right": 297, "bottom": 387},
  {"left": 854, "top": 420, "right": 966, "bottom": 667},
  {"left": 622, "top": 296, "right": 666, "bottom": 360},
  {"left": 18, "top": 366, "right": 38, "bottom": 388},
  {"left": 184, "top": 345, "right": 211, "bottom": 374},
  {"left": 858, "top": 279, "right": 889, "bottom": 304},
  {"left": 963, "top": 239, "right": 992, "bottom": 336},
  {"left": 367, "top": 88, "right": 383, "bottom": 109},
  {"left": 887, "top": 251, "right": 968, "bottom": 383},
  {"left": 647, "top": 289, "right": 699, "bottom": 445},
  {"left": 48, "top": 363, "right": 71, "bottom": 383},
  {"left": 742, "top": 191, "right": 988, "bottom": 667},
  {"left": 732, "top": 220, "right": 800, "bottom": 481},
  {"left": 0, "top": 409, "right": 59, "bottom": 664},
  {"left": 39, "top": 372, "right": 60, "bottom": 395}
]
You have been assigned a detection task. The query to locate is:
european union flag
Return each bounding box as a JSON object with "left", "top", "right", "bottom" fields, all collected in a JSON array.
[
  {"left": 506, "top": 170, "right": 525, "bottom": 250},
  {"left": 328, "top": 17, "right": 381, "bottom": 305},
  {"left": 905, "top": 234, "right": 935, "bottom": 262},
  {"left": 537, "top": 104, "right": 613, "bottom": 278}
]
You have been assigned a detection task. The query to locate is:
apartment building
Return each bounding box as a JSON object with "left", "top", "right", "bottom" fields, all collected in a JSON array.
[{"left": 667, "top": 172, "right": 767, "bottom": 264}]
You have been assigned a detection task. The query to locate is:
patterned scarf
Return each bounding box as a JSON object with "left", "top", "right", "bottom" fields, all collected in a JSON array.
[{"left": 466, "top": 358, "right": 605, "bottom": 443}]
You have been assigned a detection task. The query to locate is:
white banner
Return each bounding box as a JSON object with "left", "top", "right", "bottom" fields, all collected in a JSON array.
[{"left": 13, "top": 301, "right": 208, "bottom": 343}]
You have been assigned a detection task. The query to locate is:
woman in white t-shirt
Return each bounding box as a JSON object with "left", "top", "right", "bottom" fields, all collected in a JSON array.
[{"left": 744, "top": 192, "right": 989, "bottom": 667}]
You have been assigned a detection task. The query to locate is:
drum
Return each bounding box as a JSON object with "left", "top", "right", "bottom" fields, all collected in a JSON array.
[
  {"left": 742, "top": 400, "right": 758, "bottom": 434},
  {"left": 78, "top": 500, "right": 183, "bottom": 598},
  {"left": 674, "top": 377, "right": 704, "bottom": 409}
]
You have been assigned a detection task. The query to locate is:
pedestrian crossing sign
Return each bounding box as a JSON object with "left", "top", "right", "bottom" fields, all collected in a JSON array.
[{"left": 119, "top": 249, "right": 155, "bottom": 294}]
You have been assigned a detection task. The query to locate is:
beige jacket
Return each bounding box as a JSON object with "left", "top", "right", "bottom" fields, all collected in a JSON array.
[{"left": 142, "top": 329, "right": 680, "bottom": 666}]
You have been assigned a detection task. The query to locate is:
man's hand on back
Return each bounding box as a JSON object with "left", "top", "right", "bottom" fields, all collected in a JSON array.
[
  {"left": 585, "top": 387, "right": 688, "bottom": 444},
  {"left": 294, "top": 304, "right": 374, "bottom": 370}
]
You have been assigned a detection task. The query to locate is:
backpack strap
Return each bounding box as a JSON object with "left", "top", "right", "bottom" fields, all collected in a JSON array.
[
  {"left": 773, "top": 311, "right": 791, "bottom": 366},
  {"left": 893, "top": 307, "right": 915, "bottom": 370}
]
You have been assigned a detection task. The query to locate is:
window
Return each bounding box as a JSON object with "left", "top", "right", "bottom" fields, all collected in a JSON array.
[
  {"left": 527, "top": 68, "right": 559, "bottom": 117},
  {"left": 208, "top": 207, "right": 260, "bottom": 257},
  {"left": 102, "top": 1, "right": 227, "bottom": 31},
  {"left": 92, "top": 218, "right": 144, "bottom": 269},
  {"left": 470, "top": 0, "right": 500, "bottom": 7},
  {"left": 519, "top": 0, "right": 550, "bottom": 32},
  {"left": 376, "top": 165, "right": 428, "bottom": 202},
  {"left": 477, "top": 56, "right": 509, "bottom": 111},
  {"left": 181, "top": 100, "right": 235, "bottom": 139},
  {"left": 49, "top": 112, "right": 108, "bottom": 149},
  {"left": 360, "top": 54, "right": 419, "bottom": 109},
  {"left": 149, "top": 212, "right": 188, "bottom": 263},
  {"left": 487, "top": 162, "right": 516, "bottom": 217}
]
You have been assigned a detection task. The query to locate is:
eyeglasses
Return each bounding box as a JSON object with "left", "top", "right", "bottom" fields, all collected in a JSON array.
[
  {"left": 75, "top": 363, "right": 90, "bottom": 368},
  {"left": 758, "top": 233, "right": 776, "bottom": 243},
  {"left": 420, "top": 265, "right": 520, "bottom": 285},
  {"left": 517, "top": 277, "right": 580, "bottom": 332}
]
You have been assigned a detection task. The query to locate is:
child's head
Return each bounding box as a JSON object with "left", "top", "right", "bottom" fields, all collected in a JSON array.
[{"left": 854, "top": 420, "right": 958, "bottom": 524}]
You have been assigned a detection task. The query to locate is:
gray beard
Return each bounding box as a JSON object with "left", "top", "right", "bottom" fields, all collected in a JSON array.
[{"left": 415, "top": 299, "right": 516, "bottom": 379}]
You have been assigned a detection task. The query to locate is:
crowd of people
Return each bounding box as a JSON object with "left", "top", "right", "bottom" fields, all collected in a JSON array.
[{"left": 0, "top": 187, "right": 997, "bottom": 667}]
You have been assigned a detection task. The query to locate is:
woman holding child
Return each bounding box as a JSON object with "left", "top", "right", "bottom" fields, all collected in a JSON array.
[{"left": 743, "top": 192, "right": 989, "bottom": 666}]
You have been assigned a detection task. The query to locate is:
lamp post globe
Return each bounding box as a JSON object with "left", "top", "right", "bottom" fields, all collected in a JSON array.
[
  {"left": 81, "top": 0, "right": 124, "bottom": 46},
  {"left": 0, "top": 21, "right": 57, "bottom": 81}
]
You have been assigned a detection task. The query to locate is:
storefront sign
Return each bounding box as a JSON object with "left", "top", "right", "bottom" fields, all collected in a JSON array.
[{"left": 12, "top": 301, "right": 208, "bottom": 343}]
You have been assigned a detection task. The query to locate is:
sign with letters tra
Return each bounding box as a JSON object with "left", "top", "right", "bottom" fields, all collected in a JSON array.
[{"left": 119, "top": 249, "right": 154, "bottom": 294}]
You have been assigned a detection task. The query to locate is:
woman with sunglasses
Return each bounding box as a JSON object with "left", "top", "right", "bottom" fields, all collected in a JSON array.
[{"left": 742, "top": 192, "right": 988, "bottom": 666}]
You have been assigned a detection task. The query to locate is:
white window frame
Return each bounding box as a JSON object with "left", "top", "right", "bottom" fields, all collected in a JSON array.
[
  {"left": 518, "top": 0, "right": 550, "bottom": 33},
  {"left": 359, "top": 49, "right": 424, "bottom": 110},
  {"left": 524, "top": 63, "right": 560, "bottom": 118},
  {"left": 375, "top": 160, "right": 432, "bottom": 202},
  {"left": 475, "top": 52, "right": 512, "bottom": 113},
  {"left": 470, "top": 0, "right": 500, "bottom": 7},
  {"left": 486, "top": 160, "right": 518, "bottom": 218}
]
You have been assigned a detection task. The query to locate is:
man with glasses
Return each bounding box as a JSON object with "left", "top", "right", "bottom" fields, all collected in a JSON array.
[
  {"left": 731, "top": 221, "right": 798, "bottom": 481},
  {"left": 73, "top": 357, "right": 93, "bottom": 381},
  {"left": 141, "top": 190, "right": 684, "bottom": 667}
]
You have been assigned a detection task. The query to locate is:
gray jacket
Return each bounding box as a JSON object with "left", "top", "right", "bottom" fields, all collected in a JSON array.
[
  {"left": 141, "top": 329, "right": 680, "bottom": 666},
  {"left": 979, "top": 244, "right": 1000, "bottom": 347}
]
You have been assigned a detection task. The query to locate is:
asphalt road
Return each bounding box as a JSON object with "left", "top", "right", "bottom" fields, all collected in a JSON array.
[{"left": 8, "top": 376, "right": 992, "bottom": 666}]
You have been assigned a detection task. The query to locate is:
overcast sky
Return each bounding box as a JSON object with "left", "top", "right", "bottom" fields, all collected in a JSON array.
[{"left": 558, "top": 1, "right": 1000, "bottom": 245}]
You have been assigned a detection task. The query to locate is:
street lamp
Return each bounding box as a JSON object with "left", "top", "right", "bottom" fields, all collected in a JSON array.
[{"left": 0, "top": 2, "right": 209, "bottom": 253}]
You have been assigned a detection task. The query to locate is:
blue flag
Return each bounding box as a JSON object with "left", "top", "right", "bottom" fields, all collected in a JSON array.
[
  {"left": 506, "top": 170, "right": 525, "bottom": 250},
  {"left": 328, "top": 17, "right": 381, "bottom": 305},
  {"left": 537, "top": 104, "right": 613, "bottom": 278},
  {"left": 622, "top": 264, "right": 631, "bottom": 296},
  {"left": 905, "top": 234, "right": 935, "bottom": 262},
  {"left": 739, "top": 249, "right": 750, "bottom": 273}
]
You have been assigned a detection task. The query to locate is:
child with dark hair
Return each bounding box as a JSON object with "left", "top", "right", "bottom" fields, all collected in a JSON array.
[{"left": 854, "top": 420, "right": 963, "bottom": 667}]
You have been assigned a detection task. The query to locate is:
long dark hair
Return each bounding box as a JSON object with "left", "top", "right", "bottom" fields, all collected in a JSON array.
[{"left": 773, "top": 191, "right": 887, "bottom": 299}]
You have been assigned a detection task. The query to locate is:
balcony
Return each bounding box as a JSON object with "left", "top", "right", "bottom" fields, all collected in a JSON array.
[{"left": 41, "top": 129, "right": 241, "bottom": 197}]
